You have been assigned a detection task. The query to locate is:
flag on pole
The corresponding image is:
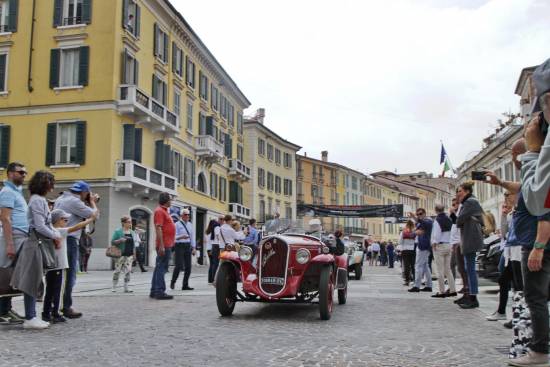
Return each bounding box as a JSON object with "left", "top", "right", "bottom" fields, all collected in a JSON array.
[
  {"left": 440, "top": 143, "right": 453, "bottom": 177},
  {"left": 440, "top": 144, "right": 447, "bottom": 165}
]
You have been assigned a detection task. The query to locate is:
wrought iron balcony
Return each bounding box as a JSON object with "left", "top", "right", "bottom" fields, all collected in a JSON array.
[
  {"left": 117, "top": 85, "right": 180, "bottom": 135},
  {"left": 115, "top": 160, "right": 178, "bottom": 197},
  {"left": 195, "top": 135, "right": 224, "bottom": 163},
  {"left": 229, "top": 202, "right": 251, "bottom": 219},
  {"left": 228, "top": 159, "right": 251, "bottom": 182}
]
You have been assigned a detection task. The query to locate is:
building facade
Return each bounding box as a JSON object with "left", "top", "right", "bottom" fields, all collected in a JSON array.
[
  {"left": 0, "top": 0, "right": 250, "bottom": 268},
  {"left": 243, "top": 109, "right": 300, "bottom": 223}
]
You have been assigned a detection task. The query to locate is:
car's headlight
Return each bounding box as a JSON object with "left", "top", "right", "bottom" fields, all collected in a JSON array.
[
  {"left": 238, "top": 246, "right": 253, "bottom": 262},
  {"left": 321, "top": 246, "right": 330, "bottom": 254},
  {"left": 296, "top": 248, "right": 310, "bottom": 264}
]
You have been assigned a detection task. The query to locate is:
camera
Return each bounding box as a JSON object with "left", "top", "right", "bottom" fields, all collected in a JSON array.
[
  {"left": 84, "top": 192, "right": 100, "bottom": 206},
  {"left": 471, "top": 171, "right": 487, "bottom": 181}
]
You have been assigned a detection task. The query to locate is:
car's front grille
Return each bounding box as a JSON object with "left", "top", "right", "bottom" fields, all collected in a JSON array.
[{"left": 259, "top": 238, "right": 288, "bottom": 295}]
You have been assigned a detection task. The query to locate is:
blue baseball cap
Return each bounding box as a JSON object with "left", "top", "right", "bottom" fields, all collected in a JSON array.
[
  {"left": 169, "top": 206, "right": 180, "bottom": 217},
  {"left": 70, "top": 180, "right": 91, "bottom": 193}
]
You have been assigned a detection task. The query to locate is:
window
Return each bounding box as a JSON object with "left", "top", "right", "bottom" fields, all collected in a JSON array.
[
  {"left": 237, "top": 144, "right": 243, "bottom": 161},
  {"left": 152, "top": 74, "right": 167, "bottom": 105},
  {"left": 285, "top": 206, "right": 292, "bottom": 219},
  {"left": 184, "top": 157, "right": 195, "bottom": 189},
  {"left": 267, "top": 172, "right": 274, "bottom": 191},
  {"left": 54, "top": 0, "right": 91, "bottom": 27},
  {"left": 122, "top": 0, "right": 140, "bottom": 37},
  {"left": 50, "top": 47, "right": 89, "bottom": 89},
  {"left": 121, "top": 49, "right": 138, "bottom": 85},
  {"left": 186, "top": 100, "right": 193, "bottom": 131},
  {"left": 211, "top": 85, "right": 219, "bottom": 111},
  {"left": 186, "top": 56, "right": 195, "bottom": 88},
  {"left": 352, "top": 176, "right": 358, "bottom": 190},
  {"left": 228, "top": 104, "right": 234, "bottom": 126},
  {"left": 197, "top": 173, "right": 207, "bottom": 194},
  {"left": 0, "top": 125, "right": 10, "bottom": 168},
  {"left": 210, "top": 172, "right": 218, "bottom": 198},
  {"left": 219, "top": 177, "right": 227, "bottom": 201},
  {"left": 172, "top": 43, "right": 183, "bottom": 77},
  {"left": 172, "top": 150, "right": 183, "bottom": 184},
  {"left": 258, "top": 138, "right": 265, "bottom": 156},
  {"left": 0, "top": 0, "right": 17, "bottom": 33},
  {"left": 237, "top": 112, "right": 243, "bottom": 134},
  {"left": 46, "top": 121, "right": 86, "bottom": 166},
  {"left": 153, "top": 24, "right": 168, "bottom": 63},
  {"left": 283, "top": 152, "right": 292, "bottom": 168},
  {"left": 267, "top": 144, "right": 273, "bottom": 161},
  {"left": 122, "top": 124, "right": 142, "bottom": 162},
  {"left": 275, "top": 176, "right": 281, "bottom": 194},
  {"left": 504, "top": 162, "right": 514, "bottom": 181},
  {"left": 275, "top": 149, "right": 281, "bottom": 165},
  {"left": 259, "top": 199, "right": 265, "bottom": 222},
  {"left": 220, "top": 94, "right": 227, "bottom": 120},
  {"left": 0, "top": 53, "right": 7, "bottom": 92},
  {"left": 284, "top": 179, "right": 293, "bottom": 196},
  {"left": 173, "top": 89, "right": 181, "bottom": 116},
  {"left": 199, "top": 71, "right": 208, "bottom": 101},
  {"left": 258, "top": 168, "right": 265, "bottom": 188}
]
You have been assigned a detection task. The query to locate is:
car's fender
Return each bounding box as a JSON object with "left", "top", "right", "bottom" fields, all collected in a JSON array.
[{"left": 310, "top": 254, "right": 335, "bottom": 264}]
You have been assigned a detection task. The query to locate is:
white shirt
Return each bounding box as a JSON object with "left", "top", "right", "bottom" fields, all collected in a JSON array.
[
  {"left": 450, "top": 224, "right": 460, "bottom": 245},
  {"left": 398, "top": 231, "right": 415, "bottom": 251},
  {"left": 52, "top": 228, "right": 69, "bottom": 270},
  {"left": 218, "top": 223, "right": 245, "bottom": 248},
  {"left": 176, "top": 220, "right": 195, "bottom": 249},
  {"left": 431, "top": 219, "right": 451, "bottom": 245},
  {"left": 372, "top": 243, "right": 380, "bottom": 252}
]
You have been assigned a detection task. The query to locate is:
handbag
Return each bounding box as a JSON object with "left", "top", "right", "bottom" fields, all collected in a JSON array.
[
  {"left": 106, "top": 245, "right": 122, "bottom": 258},
  {"left": 33, "top": 230, "right": 57, "bottom": 271}
]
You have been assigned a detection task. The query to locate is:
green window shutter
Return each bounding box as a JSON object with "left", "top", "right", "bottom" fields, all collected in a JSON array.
[
  {"left": 229, "top": 181, "right": 238, "bottom": 203},
  {"left": 135, "top": 5, "right": 140, "bottom": 37},
  {"left": 121, "top": 50, "right": 127, "bottom": 84},
  {"left": 49, "top": 49, "right": 60, "bottom": 89},
  {"left": 45, "top": 123, "right": 57, "bottom": 166},
  {"left": 121, "top": 0, "right": 128, "bottom": 29},
  {"left": 153, "top": 24, "right": 158, "bottom": 56},
  {"left": 82, "top": 0, "right": 92, "bottom": 24},
  {"left": 172, "top": 43, "right": 176, "bottom": 73},
  {"left": 162, "top": 82, "right": 167, "bottom": 105},
  {"left": 225, "top": 136, "right": 232, "bottom": 158},
  {"left": 0, "top": 55, "right": 6, "bottom": 91},
  {"left": 75, "top": 121, "right": 87, "bottom": 165},
  {"left": 53, "top": 0, "right": 63, "bottom": 27},
  {"left": 78, "top": 46, "right": 89, "bottom": 86},
  {"left": 0, "top": 125, "right": 10, "bottom": 168},
  {"left": 122, "top": 124, "right": 135, "bottom": 160},
  {"left": 152, "top": 74, "right": 157, "bottom": 99},
  {"left": 154, "top": 140, "right": 163, "bottom": 171},
  {"left": 8, "top": 0, "right": 17, "bottom": 32},
  {"left": 134, "top": 128, "right": 142, "bottom": 163},
  {"left": 163, "top": 33, "right": 168, "bottom": 63},
  {"left": 205, "top": 116, "right": 213, "bottom": 136},
  {"left": 134, "top": 59, "right": 139, "bottom": 86},
  {"left": 163, "top": 144, "right": 171, "bottom": 174}
]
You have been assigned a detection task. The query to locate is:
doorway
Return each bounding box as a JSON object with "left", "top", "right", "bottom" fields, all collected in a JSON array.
[
  {"left": 195, "top": 208, "right": 206, "bottom": 265},
  {"left": 131, "top": 208, "right": 151, "bottom": 266}
]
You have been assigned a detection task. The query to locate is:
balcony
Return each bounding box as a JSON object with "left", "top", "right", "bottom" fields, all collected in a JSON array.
[
  {"left": 114, "top": 160, "right": 178, "bottom": 197},
  {"left": 195, "top": 135, "right": 224, "bottom": 163},
  {"left": 228, "top": 159, "right": 251, "bottom": 182},
  {"left": 229, "top": 202, "right": 251, "bottom": 219},
  {"left": 117, "top": 85, "right": 179, "bottom": 135}
]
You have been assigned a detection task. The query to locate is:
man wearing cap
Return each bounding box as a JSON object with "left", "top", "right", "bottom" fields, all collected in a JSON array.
[
  {"left": 54, "top": 180, "right": 98, "bottom": 318},
  {"left": 171, "top": 208, "right": 195, "bottom": 291}
]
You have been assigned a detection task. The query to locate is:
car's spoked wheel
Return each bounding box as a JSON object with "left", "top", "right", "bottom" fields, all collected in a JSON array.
[
  {"left": 319, "top": 266, "right": 334, "bottom": 320},
  {"left": 216, "top": 263, "right": 237, "bottom": 316}
]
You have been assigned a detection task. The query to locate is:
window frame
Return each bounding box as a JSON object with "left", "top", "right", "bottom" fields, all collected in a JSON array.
[
  {"left": 0, "top": 52, "right": 8, "bottom": 93},
  {"left": 186, "top": 100, "right": 193, "bottom": 132},
  {"left": 173, "top": 88, "right": 181, "bottom": 116},
  {"left": 267, "top": 143, "right": 273, "bottom": 161},
  {"left": 62, "top": 0, "right": 84, "bottom": 26},
  {"left": 59, "top": 46, "right": 81, "bottom": 88},
  {"left": 258, "top": 138, "right": 265, "bottom": 156},
  {"left": 55, "top": 122, "right": 78, "bottom": 165}
]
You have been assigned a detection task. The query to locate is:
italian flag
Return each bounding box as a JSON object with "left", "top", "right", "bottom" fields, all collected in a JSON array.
[{"left": 440, "top": 143, "right": 452, "bottom": 177}]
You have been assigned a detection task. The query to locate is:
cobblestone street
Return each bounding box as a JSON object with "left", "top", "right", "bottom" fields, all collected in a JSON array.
[{"left": 1, "top": 264, "right": 512, "bottom": 367}]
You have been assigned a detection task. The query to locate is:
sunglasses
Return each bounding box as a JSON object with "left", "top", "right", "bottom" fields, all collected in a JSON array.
[{"left": 15, "top": 170, "right": 27, "bottom": 176}]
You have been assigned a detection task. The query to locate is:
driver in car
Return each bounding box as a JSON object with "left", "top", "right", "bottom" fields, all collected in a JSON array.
[{"left": 329, "top": 231, "right": 345, "bottom": 256}]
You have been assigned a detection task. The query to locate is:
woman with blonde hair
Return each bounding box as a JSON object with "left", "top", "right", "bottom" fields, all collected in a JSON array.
[{"left": 110, "top": 215, "right": 140, "bottom": 293}]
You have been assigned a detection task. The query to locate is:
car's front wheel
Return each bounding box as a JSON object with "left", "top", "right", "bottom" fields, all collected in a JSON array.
[
  {"left": 319, "top": 265, "right": 334, "bottom": 320},
  {"left": 355, "top": 263, "right": 363, "bottom": 280},
  {"left": 216, "top": 263, "right": 237, "bottom": 317}
]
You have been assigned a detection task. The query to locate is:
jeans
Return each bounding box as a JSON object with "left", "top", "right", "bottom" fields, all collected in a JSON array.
[
  {"left": 150, "top": 247, "right": 172, "bottom": 297},
  {"left": 434, "top": 244, "right": 456, "bottom": 293},
  {"left": 388, "top": 251, "right": 394, "bottom": 268},
  {"left": 62, "top": 236, "right": 79, "bottom": 312},
  {"left": 171, "top": 243, "right": 192, "bottom": 287},
  {"left": 401, "top": 250, "right": 415, "bottom": 283},
  {"left": 521, "top": 249, "right": 550, "bottom": 354},
  {"left": 208, "top": 244, "right": 220, "bottom": 283},
  {"left": 24, "top": 293, "right": 36, "bottom": 320},
  {"left": 463, "top": 252, "right": 478, "bottom": 295},
  {"left": 43, "top": 270, "right": 63, "bottom": 316},
  {"left": 414, "top": 249, "right": 432, "bottom": 288}
]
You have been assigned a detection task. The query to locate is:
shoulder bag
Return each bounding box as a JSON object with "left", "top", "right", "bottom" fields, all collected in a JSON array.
[{"left": 33, "top": 230, "right": 57, "bottom": 271}]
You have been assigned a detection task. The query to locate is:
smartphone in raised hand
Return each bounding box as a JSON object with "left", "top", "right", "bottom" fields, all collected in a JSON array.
[{"left": 471, "top": 171, "right": 487, "bottom": 181}]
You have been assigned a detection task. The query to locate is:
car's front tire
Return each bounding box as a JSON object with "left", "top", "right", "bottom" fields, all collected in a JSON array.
[
  {"left": 216, "top": 263, "right": 237, "bottom": 317},
  {"left": 319, "top": 265, "right": 334, "bottom": 320}
]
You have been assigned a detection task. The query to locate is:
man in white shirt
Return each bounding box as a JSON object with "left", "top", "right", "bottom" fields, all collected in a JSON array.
[
  {"left": 370, "top": 242, "right": 381, "bottom": 266},
  {"left": 218, "top": 214, "right": 245, "bottom": 248},
  {"left": 431, "top": 204, "right": 456, "bottom": 298},
  {"left": 171, "top": 209, "right": 195, "bottom": 291}
]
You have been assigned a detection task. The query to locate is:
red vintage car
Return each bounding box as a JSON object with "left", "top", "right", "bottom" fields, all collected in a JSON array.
[{"left": 215, "top": 219, "right": 348, "bottom": 320}]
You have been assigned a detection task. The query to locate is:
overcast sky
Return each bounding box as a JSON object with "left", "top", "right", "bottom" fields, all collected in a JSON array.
[{"left": 172, "top": 0, "right": 550, "bottom": 176}]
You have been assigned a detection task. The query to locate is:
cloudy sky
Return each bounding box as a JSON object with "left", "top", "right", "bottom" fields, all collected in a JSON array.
[{"left": 172, "top": 0, "right": 549, "bottom": 175}]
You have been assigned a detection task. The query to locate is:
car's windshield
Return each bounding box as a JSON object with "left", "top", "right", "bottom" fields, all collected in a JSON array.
[{"left": 263, "top": 218, "right": 323, "bottom": 238}]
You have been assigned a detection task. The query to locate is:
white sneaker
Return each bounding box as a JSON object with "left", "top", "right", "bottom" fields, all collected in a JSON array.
[
  {"left": 508, "top": 351, "right": 550, "bottom": 366},
  {"left": 486, "top": 311, "right": 506, "bottom": 321},
  {"left": 23, "top": 317, "right": 50, "bottom": 330}
]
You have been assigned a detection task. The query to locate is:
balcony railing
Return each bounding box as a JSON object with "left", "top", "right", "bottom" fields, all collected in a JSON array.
[
  {"left": 228, "top": 159, "right": 251, "bottom": 181},
  {"left": 195, "top": 135, "right": 224, "bottom": 162},
  {"left": 115, "top": 160, "right": 178, "bottom": 196},
  {"left": 62, "top": 16, "right": 83, "bottom": 26},
  {"left": 117, "top": 85, "right": 179, "bottom": 134},
  {"left": 344, "top": 226, "right": 368, "bottom": 235},
  {"left": 229, "top": 203, "right": 251, "bottom": 219}
]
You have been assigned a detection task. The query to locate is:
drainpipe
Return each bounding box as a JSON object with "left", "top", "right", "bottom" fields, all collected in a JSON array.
[{"left": 27, "top": 0, "right": 37, "bottom": 92}]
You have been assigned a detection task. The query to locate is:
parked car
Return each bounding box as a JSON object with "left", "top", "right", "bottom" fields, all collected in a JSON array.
[
  {"left": 215, "top": 219, "right": 348, "bottom": 320},
  {"left": 344, "top": 239, "right": 364, "bottom": 280},
  {"left": 477, "top": 233, "right": 502, "bottom": 282}
]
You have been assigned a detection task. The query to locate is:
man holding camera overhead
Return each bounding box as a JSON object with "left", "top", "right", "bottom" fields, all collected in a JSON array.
[{"left": 54, "top": 181, "right": 99, "bottom": 319}]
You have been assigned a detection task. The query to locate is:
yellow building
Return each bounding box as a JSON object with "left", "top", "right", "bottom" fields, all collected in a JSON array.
[
  {"left": 362, "top": 178, "right": 385, "bottom": 241},
  {"left": 0, "top": 0, "right": 250, "bottom": 268},
  {"left": 243, "top": 109, "right": 301, "bottom": 223}
]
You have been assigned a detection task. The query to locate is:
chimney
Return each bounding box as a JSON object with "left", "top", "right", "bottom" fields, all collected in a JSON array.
[
  {"left": 321, "top": 151, "right": 328, "bottom": 162},
  {"left": 256, "top": 108, "right": 266, "bottom": 124},
  {"left": 304, "top": 152, "right": 307, "bottom": 157}
]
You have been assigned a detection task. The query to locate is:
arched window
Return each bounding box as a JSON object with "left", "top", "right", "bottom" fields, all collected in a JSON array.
[{"left": 197, "top": 173, "right": 207, "bottom": 193}]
